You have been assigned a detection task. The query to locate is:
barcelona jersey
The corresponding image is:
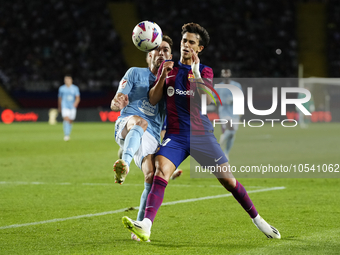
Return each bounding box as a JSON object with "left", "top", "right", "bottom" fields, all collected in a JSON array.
[{"left": 156, "top": 60, "right": 214, "bottom": 135}]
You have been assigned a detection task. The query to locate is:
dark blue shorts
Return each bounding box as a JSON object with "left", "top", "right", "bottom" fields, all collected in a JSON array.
[{"left": 155, "top": 132, "right": 228, "bottom": 168}]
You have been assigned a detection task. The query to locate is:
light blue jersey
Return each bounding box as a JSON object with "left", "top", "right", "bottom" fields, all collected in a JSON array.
[
  {"left": 215, "top": 80, "right": 242, "bottom": 119},
  {"left": 58, "top": 84, "right": 80, "bottom": 109},
  {"left": 117, "top": 67, "right": 165, "bottom": 142}
]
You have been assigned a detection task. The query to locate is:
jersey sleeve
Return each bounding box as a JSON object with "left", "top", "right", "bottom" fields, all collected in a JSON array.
[
  {"left": 201, "top": 66, "right": 214, "bottom": 90},
  {"left": 117, "top": 68, "right": 135, "bottom": 95},
  {"left": 75, "top": 86, "right": 80, "bottom": 96}
]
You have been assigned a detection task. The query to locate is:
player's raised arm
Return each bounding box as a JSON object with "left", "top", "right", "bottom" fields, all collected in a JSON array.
[
  {"left": 190, "top": 48, "right": 213, "bottom": 105},
  {"left": 149, "top": 61, "right": 174, "bottom": 105},
  {"left": 74, "top": 96, "right": 80, "bottom": 108},
  {"left": 73, "top": 86, "right": 81, "bottom": 108}
]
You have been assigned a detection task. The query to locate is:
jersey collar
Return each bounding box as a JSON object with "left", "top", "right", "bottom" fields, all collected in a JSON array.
[{"left": 178, "top": 60, "right": 191, "bottom": 69}]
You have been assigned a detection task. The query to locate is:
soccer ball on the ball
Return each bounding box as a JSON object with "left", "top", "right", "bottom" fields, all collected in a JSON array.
[{"left": 132, "top": 21, "right": 163, "bottom": 52}]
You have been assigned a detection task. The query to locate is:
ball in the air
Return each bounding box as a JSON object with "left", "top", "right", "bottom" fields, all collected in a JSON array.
[{"left": 132, "top": 21, "right": 163, "bottom": 52}]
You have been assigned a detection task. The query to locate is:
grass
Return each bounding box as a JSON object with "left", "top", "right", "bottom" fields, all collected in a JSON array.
[{"left": 0, "top": 122, "right": 339, "bottom": 254}]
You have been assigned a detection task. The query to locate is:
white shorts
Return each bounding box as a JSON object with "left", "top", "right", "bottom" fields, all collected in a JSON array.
[
  {"left": 61, "top": 108, "right": 77, "bottom": 120},
  {"left": 115, "top": 115, "right": 159, "bottom": 170}
]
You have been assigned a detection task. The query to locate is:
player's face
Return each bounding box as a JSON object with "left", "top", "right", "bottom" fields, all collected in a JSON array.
[
  {"left": 221, "top": 69, "right": 231, "bottom": 78},
  {"left": 181, "top": 32, "right": 204, "bottom": 60},
  {"left": 150, "top": 41, "right": 172, "bottom": 69},
  {"left": 64, "top": 76, "right": 72, "bottom": 86}
]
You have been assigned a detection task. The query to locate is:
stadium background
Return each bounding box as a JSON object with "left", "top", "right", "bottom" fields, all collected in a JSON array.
[
  {"left": 0, "top": 0, "right": 339, "bottom": 123},
  {"left": 1, "top": 1, "right": 340, "bottom": 254}
]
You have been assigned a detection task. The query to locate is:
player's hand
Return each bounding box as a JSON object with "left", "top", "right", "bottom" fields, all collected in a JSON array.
[
  {"left": 190, "top": 48, "right": 200, "bottom": 64},
  {"left": 190, "top": 48, "right": 201, "bottom": 79},
  {"left": 111, "top": 94, "right": 129, "bottom": 110},
  {"left": 161, "top": 61, "right": 174, "bottom": 79}
]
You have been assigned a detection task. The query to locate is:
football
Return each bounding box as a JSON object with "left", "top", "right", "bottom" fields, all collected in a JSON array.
[{"left": 132, "top": 21, "right": 163, "bottom": 52}]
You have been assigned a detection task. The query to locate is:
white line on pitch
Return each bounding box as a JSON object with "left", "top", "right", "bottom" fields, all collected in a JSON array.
[
  {"left": 0, "top": 186, "right": 285, "bottom": 230},
  {"left": 0, "top": 181, "right": 267, "bottom": 189}
]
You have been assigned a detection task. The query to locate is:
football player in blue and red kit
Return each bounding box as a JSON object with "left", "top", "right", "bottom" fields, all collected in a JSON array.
[{"left": 122, "top": 23, "right": 281, "bottom": 241}]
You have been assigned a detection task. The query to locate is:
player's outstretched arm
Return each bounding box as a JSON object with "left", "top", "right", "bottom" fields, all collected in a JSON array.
[
  {"left": 74, "top": 96, "right": 80, "bottom": 108},
  {"left": 149, "top": 61, "right": 174, "bottom": 105},
  {"left": 111, "top": 92, "right": 129, "bottom": 111},
  {"left": 190, "top": 49, "right": 212, "bottom": 105}
]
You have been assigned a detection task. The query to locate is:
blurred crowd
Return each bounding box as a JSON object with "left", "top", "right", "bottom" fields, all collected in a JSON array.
[
  {"left": 328, "top": 0, "right": 340, "bottom": 77},
  {"left": 138, "top": 0, "right": 298, "bottom": 78},
  {"left": 0, "top": 0, "right": 339, "bottom": 93},
  {"left": 0, "top": 0, "right": 126, "bottom": 91}
]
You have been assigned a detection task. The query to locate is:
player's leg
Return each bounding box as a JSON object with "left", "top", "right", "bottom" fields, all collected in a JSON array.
[
  {"left": 129, "top": 154, "right": 154, "bottom": 242},
  {"left": 215, "top": 163, "right": 281, "bottom": 239},
  {"left": 114, "top": 115, "right": 148, "bottom": 184},
  {"left": 63, "top": 116, "right": 71, "bottom": 140},
  {"left": 219, "top": 119, "right": 237, "bottom": 158},
  {"left": 120, "top": 115, "right": 148, "bottom": 166},
  {"left": 161, "top": 127, "right": 183, "bottom": 180},
  {"left": 122, "top": 134, "right": 188, "bottom": 241},
  {"left": 194, "top": 133, "right": 281, "bottom": 239},
  {"left": 213, "top": 163, "right": 257, "bottom": 216},
  {"left": 61, "top": 108, "right": 72, "bottom": 141},
  {"left": 220, "top": 129, "right": 236, "bottom": 155},
  {"left": 122, "top": 155, "right": 176, "bottom": 241},
  {"left": 137, "top": 154, "right": 154, "bottom": 221},
  {"left": 67, "top": 109, "right": 76, "bottom": 138},
  {"left": 120, "top": 130, "right": 158, "bottom": 241}
]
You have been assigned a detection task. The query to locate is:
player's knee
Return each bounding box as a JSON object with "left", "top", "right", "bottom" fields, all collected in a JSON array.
[
  {"left": 144, "top": 171, "right": 154, "bottom": 183},
  {"left": 135, "top": 117, "right": 148, "bottom": 131},
  {"left": 155, "top": 167, "right": 171, "bottom": 181}
]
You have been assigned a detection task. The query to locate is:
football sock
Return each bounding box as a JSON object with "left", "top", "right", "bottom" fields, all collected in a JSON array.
[
  {"left": 225, "top": 129, "right": 236, "bottom": 155},
  {"left": 69, "top": 123, "right": 73, "bottom": 135},
  {"left": 137, "top": 182, "right": 152, "bottom": 221},
  {"left": 122, "top": 125, "right": 144, "bottom": 167},
  {"left": 144, "top": 176, "right": 168, "bottom": 223},
  {"left": 63, "top": 120, "right": 71, "bottom": 136},
  {"left": 63, "top": 121, "right": 67, "bottom": 135},
  {"left": 231, "top": 180, "right": 258, "bottom": 218}
]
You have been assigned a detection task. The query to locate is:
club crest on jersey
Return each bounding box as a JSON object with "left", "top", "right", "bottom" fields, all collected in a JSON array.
[
  {"left": 167, "top": 86, "right": 175, "bottom": 97},
  {"left": 188, "top": 74, "right": 195, "bottom": 82},
  {"left": 119, "top": 79, "right": 128, "bottom": 89}
]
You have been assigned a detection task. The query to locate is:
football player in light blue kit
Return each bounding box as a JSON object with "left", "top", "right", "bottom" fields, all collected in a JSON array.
[
  {"left": 111, "top": 36, "right": 173, "bottom": 241},
  {"left": 215, "top": 69, "right": 242, "bottom": 160},
  {"left": 58, "top": 75, "right": 80, "bottom": 141}
]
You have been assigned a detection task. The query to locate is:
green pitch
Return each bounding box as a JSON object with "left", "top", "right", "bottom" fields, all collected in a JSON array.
[{"left": 0, "top": 122, "right": 339, "bottom": 254}]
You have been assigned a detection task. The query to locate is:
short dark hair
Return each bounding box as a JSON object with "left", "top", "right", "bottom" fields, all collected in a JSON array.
[
  {"left": 181, "top": 22, "right": 210, "bottom": 49},
  {"left": 162, "top": 35, "right": 173, "bottom": 50}
]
